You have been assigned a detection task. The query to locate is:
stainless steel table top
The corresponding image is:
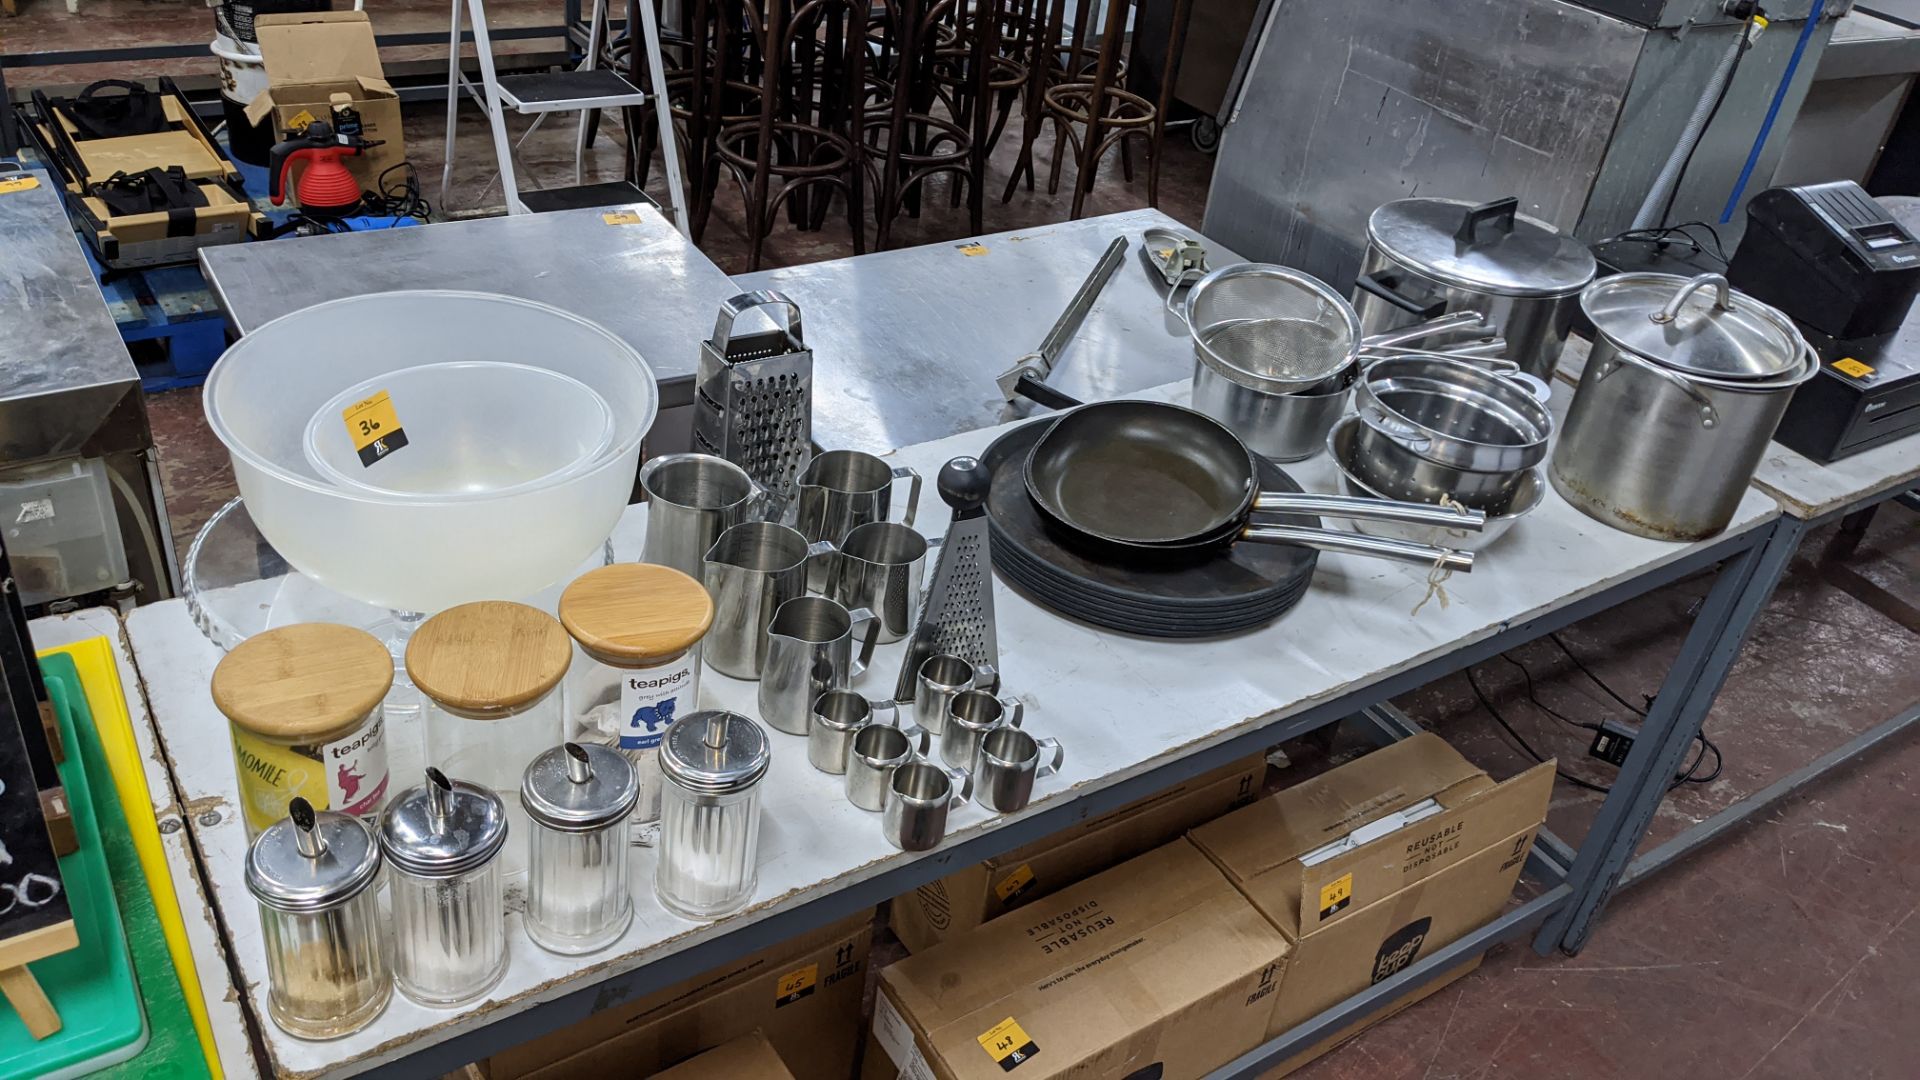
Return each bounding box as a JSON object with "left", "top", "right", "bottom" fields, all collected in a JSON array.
[
  {"left": 735, "top": 208, "right": 1244, "bottom": 453},
  {"left": 0, "top": 171, "right": 148, "bottom": 461},
  {"left": 198, "top": 204, "right": 739, "bottom": 407}
]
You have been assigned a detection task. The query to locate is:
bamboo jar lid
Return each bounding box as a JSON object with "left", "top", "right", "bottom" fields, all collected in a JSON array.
[
  {"left": 558, "top": 563, "right": 714, "bottom": 666},
  {"left": 212, "top": 623, "right": 395, "bottom": 743},
  {"left": 405, "top": 601, "right": 572, "bottom": 717}
]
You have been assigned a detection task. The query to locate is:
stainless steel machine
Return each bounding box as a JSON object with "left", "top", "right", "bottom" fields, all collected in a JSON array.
[
  {"left": 0, "top": 170, "right": 177, "bottom": 612},
  {"left": 1204, "top": 0, "right": 1848, "bottom": 291}
]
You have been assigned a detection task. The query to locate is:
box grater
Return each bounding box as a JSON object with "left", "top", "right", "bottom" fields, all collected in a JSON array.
[
  {"left": 894, "top": 457, "right": 999, "bottom": 702},
  {"left": 693, "top": 291, "right": 813, "bottom": 512}
]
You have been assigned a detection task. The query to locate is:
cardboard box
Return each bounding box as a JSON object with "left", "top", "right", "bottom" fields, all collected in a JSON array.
[
  {"left": 654, "top": 1030, "right": 797, "bottom": 1080},
  {"left": 893, "top": 755, "right": 1265, "bottom": 953},
  {"left": 247, "top": 11, "right": 407, "bottom": 196},
  {"left": 871, "top": 840, "right": 1290, "bottom": 1080},
  {"left": 1189, "top": 734, "right": 1551, "bottom": 1040},
  {"left": 1260, "top": 955, "right": 1481, "bottom": 1078},
  {"left": 486, "top": 912, "right": 873, "bottom": 1080}
]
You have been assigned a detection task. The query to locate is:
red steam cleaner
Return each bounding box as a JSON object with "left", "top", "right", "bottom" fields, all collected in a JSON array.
[{"left": 269, "top": 111, "right": 383, "bottom": 219}]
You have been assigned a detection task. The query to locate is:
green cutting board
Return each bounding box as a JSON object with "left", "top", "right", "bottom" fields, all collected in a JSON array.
[
  {"left": 42, "top": 654, "right": 210, "bottom": 1080},
  {"left": 0, "top": 657, "right": 145, "bottom": 1079}
]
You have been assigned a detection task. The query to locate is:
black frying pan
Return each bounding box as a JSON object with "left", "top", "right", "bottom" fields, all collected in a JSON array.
[{"left": 1021, "top": 398, "right": 1482, "bottom": 571}]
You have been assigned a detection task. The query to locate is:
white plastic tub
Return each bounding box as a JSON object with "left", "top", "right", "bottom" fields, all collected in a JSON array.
[{"left": 204, "top": 291, "right": 658, "bottom": 613}]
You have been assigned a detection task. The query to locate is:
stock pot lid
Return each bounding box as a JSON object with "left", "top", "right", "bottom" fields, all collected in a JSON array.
[
  {"left": 1368, "top": 197, "right": 1595, "bottom": 297},
  {"left": 1582, "top": 272, "right": 1804, "bottom": 381}
]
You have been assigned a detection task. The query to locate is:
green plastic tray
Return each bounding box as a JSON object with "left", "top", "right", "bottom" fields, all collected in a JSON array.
[
  {"left": 43, "top": 654, "right": 210, "bottom": 1080},
  {"left": 0, "top": 657, "right": 146, "bottom": 1079}
]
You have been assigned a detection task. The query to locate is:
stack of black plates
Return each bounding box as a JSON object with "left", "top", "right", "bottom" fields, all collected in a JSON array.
[{"left": 979, "top": 420, "right": 1318, "bottom": 638}]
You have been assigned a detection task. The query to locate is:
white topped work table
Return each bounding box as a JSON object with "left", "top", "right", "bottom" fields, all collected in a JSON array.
[{"left": 120, "top": 371, "right": 1780, "bottom": 1078}]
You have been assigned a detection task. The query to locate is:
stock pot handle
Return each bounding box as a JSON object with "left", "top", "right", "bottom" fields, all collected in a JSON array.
[
  {"left": 1594, "top": 351, "right": 1721, "bottom": 429},
  {"left": 1355, "top": 272, "right": 1447, "bottom": 319},
  {"left": 1455, "top": 197, "right": 1519, "bottom": 246},
  {"left": 1649, "top": 273, "right": 1734, "bottom": 326}
]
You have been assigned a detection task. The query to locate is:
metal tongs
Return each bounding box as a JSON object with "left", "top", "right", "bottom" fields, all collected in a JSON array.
[{"left": 996, "top": 236, "right": 1131, "bottom": 403}]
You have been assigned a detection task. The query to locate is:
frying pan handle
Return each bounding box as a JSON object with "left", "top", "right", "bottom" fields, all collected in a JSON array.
[
  {"left": 1013, "top": 374, "right": 1084, "bottom": 410},
  {"left": 1239, "top": 524, "right": 1475, "bottom": 573},
  {"left": 1251, "top": 492, "right": 1487, "bottom": 532}
]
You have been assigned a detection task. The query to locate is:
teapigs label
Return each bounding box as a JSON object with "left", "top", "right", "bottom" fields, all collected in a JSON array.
[{"left": 619, "top": 660, "right": 696, "bottom": 750}]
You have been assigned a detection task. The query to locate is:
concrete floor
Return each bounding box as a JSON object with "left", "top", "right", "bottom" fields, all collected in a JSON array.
[{"left": 11, "top": 11, "right": 1920, "bottom": 1076}]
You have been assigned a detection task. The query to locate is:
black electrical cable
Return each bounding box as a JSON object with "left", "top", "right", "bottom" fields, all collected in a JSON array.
[
  {"left": 1602, "top": 221, "right": 1731, "bottom": 268},
  {"left": 1466, "top": 652, "right": 1724, "bottom": 793},
  {"left": 1549, "top": 632, "right": 1723, "bottom": 785},
  {"left": 1658, "top": 10, "right": 1760, "bottom": 228},
  {"left": 359, "top": 161, "right": 432, "bottom": 222}
]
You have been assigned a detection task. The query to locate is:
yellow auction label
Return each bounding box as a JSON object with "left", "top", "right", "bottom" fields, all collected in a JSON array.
[
  {"left": 287, "top": 108, "right": 318, "bottom": 132},
  {"left": 994, "top": 864, "right": 1036, "bottom": 903},
  {"left": 1318, "top": 873, "right": 1353, "bottom": 921},
  {"left": 957, "top": 242, "right": 989, "bottom": 256},
  {"left": 602, "top": 210, "right": 644, "bottom": 225},
  {"left": 342, "top": 390, "right": 408, "bottom": 466},
  {"left": 774, "top": 963, "right": 817, "bottom": 1007},
  {"left": 977, "top": 1017, "right": 1038, "bottom": 1071},
  {"left": 1833, "top": 357, "right": 1875, "bottom": 379},
  {"left": 0, "top": 175, "right": 40, "bottom": 195}
]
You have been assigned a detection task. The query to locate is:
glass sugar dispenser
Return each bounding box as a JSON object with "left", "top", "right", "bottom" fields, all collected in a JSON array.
[
  {"left": 557, "top": 563, "right": 712, "bottom": 839},
  {"left": 379, "top": 768, "right": 511, "bottom": 1007},
  {"left": 521, "top": 742, "right": 639, "bottom": 954},
  {"left": 245, "top": 797, "right": 391, "bottom": 1039},
  {"left": 406, "top": 599, "right": 570, "bottom": 877},
  {"left": 213, "top": 623, "right": 394, "bottom": 837},
  {"left": 656, "top": 710, "right": 770, "bottom": 919}
]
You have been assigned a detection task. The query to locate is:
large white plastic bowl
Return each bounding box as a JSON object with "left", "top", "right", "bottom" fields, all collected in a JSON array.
[
  {"left": 303, "top": 361, "right": 616, "bottom": 497},
  {"left": 205, "top": 291, "right": 658, "bottom": 613}
]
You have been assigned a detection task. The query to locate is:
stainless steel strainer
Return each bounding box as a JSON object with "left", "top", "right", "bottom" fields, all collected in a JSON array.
[{"left": 1183, "top": 264, "right": 1362, "bottom": 393}]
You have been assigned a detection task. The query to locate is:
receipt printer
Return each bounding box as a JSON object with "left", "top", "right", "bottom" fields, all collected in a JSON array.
[{"left": 1729, "top": 181, "right": 1920, "bottom": 340}]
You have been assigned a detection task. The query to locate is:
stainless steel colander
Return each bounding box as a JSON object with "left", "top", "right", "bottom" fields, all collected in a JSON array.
[{"left": 1182, "top": 264, "right": 1362, "bottom": 393}]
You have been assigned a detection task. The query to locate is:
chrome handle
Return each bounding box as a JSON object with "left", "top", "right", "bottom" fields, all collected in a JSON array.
[
  {"left": 1003, "top": 697, "right": 1025, "bottom": 729},
  {"left": 943, "top": 764, "right": 973, "bottom": 811},
  {"left": 1358, "top": 403, "right": 1434, "bottom": 455},
  {"left": 711, "top": 290, "right": 803, "bottom": 352},
  {"left": 848, "top": 606, "right": 880, "bottom": 679},
  {"left": 892, "top": 466, "right": 923, "bottom": 529},
  {"left": 898, "top": 719, "right": 931, "bottom": 755},
  {"left": 1359, "top": 311, "right": 1491, "bottom": 349},
  {"left": 1239, "top": 524, "right": 1475, "bottom": 572},
  {"left": 1251, "top": 492, "right": 1486, "bottom": 532},
  {"left": 1650, "top": 272, "right": 1733, "bottom": 325},
  {"left": 1594, "top": 350, "right": 1720, "bottom": 429},
  {"left": 1036, "top": 737, "right": 1064, "bottom": 780}
]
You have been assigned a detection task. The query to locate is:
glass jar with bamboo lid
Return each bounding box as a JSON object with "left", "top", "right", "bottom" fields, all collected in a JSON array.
[
  {"left": 405, "top": 600, "right": 570, "bottom": 877},
  {"left": 557, "top": 563, "right": 713, "bottom": 836},
  {"left": 212, "top": 623, "right": 395, "bottom": 838}
]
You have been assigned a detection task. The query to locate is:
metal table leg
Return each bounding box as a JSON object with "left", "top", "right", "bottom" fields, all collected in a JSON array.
[{"left": 1536, "top": 535, "right": 1775, "bottom": 955}]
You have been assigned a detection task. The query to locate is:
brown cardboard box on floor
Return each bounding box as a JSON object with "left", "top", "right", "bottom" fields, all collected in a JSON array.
[
  {"left": 1190, "top": 733, "right": 1552, "bottom": 1055},
  {"left": 870, "top": 839, "right": 1290, "bottom": 1080},
  {"left": 892, "top": 754, "right": 1265, "bottom": 952},
  {"left": 246, "top": 11, "right": 407, "bottom": 196},
  {"left": 485, "top": 911, "right": 872, "bottom": 1080},
  {"left": 653, "top": 1030, "right": 796, "bottom": 1080}
]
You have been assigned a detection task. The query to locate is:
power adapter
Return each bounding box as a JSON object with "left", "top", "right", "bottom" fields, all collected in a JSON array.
[{"left": 1587, "top": 719, "right": 1638, "bottom": 767}]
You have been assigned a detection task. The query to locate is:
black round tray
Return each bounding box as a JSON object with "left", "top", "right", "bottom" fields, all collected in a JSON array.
[
  {"left": 981, "top": 418, "right": 1319, "bottom": 626},
  {"left": 996, "top": 553, "right": 1310, "bottom": 637}
]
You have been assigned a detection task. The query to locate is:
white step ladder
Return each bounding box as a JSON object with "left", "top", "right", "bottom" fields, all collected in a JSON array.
[{"left": 443, "top": 0, "right": 688, "bottom": 228}]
